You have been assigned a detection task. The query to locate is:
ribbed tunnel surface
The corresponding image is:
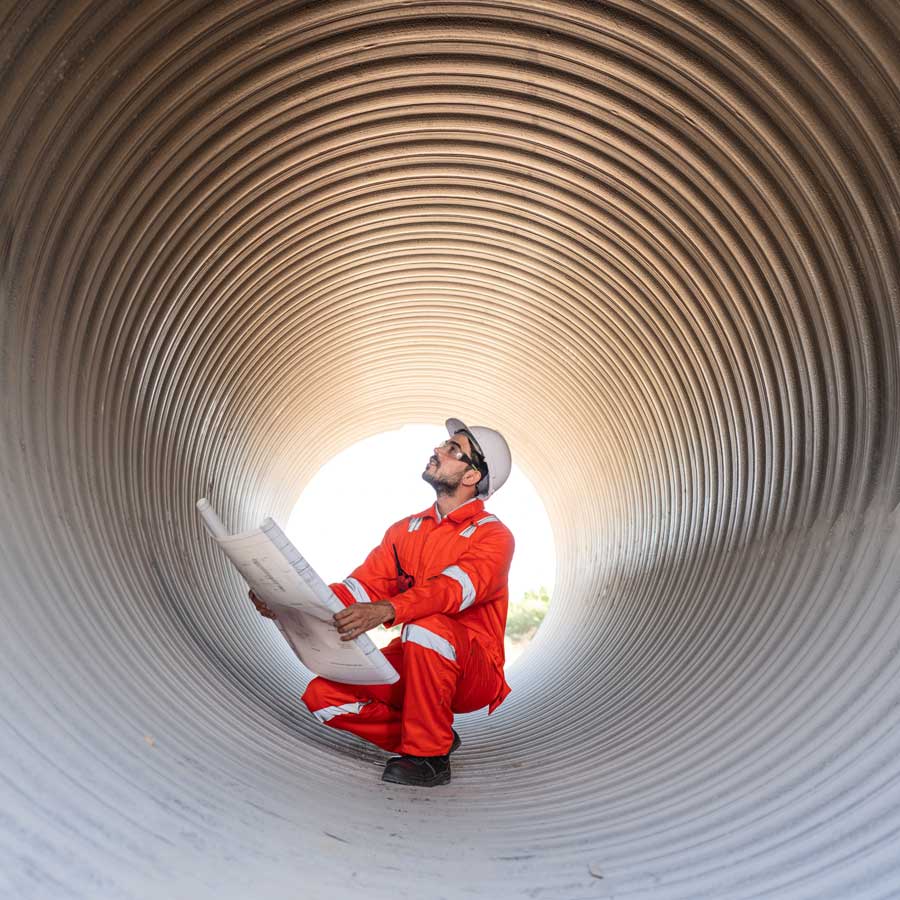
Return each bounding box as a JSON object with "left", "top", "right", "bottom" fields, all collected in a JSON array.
[{"left": 2, "top": 1, "right": 899, "bottom": 898}]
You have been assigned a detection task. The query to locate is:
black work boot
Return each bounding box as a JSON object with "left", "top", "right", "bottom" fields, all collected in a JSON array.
[{"left": 382, "top": 754, "right": 451, "bottom": 786}]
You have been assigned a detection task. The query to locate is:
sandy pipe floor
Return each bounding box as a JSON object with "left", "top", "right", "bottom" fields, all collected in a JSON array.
[{"left": 1, "top": 1, "right": 899, "bottom": 898}]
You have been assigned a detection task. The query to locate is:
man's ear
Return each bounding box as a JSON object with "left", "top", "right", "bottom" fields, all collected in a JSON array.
[{"left": 462, "top": 468, "right": 481, "bottom": 488}]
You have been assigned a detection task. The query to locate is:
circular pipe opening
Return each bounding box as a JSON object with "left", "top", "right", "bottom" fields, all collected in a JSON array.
[
  {"left": 285, "top": 423, "right": 556, "bottom": 664},
  {"left": 1, "top": 2, "right": 898, "bottom": 898}
]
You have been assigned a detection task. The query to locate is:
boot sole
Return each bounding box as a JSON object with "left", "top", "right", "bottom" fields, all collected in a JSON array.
[{"left": 382, "top": 768, "right": 451, "bottom": 787}]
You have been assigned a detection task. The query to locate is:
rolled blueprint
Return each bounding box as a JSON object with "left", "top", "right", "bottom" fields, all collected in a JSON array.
[
  {"left": 197, "top": 498, "right": 399, "bottom": 685},
  {"left": 196, "top": 498, "right": 228, "bottom": 538}
]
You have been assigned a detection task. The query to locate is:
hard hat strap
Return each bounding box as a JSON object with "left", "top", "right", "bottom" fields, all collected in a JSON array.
[{"left": 457, "top": 428, "right": 487, "bottom": 478}]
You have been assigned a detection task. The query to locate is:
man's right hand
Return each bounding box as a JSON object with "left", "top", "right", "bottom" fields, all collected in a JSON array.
[{"left": 249, "top": 590, "right": 277, "bottom": 620}]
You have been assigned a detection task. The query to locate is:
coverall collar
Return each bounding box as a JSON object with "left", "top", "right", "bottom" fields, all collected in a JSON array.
[{"left": 416, "top": 497, "right": 484, "bottom": 525}]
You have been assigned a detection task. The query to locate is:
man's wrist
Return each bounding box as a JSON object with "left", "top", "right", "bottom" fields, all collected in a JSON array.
[{"left": 379, "top": 600, "right": 396, "bottom": 625}]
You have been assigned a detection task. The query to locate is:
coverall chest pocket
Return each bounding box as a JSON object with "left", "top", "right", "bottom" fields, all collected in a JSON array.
[{"left": 416, "top": 528, "right": 472, "bottom": 584}]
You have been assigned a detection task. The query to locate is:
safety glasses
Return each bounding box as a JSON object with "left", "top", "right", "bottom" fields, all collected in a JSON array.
[{"left": 437, "top": 438, "right": 486, "bottom": 475}]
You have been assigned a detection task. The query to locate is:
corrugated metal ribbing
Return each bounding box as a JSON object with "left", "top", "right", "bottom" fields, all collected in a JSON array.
[{"left": 1, "top": 2, "right": 898, "bottom": 897}]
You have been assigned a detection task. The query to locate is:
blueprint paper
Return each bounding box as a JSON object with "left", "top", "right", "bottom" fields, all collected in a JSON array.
[{"left": 197, "top": 499, "right": 399, "bottom": 685}]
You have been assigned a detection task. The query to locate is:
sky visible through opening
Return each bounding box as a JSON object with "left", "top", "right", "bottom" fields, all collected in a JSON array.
[{"left": 286, "top": 423, "right": 556, "bottom": 664}]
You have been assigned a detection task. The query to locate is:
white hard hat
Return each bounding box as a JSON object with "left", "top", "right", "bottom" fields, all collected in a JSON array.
[{"left": 445, "top": 417, "right": 512, "bottom": 499}]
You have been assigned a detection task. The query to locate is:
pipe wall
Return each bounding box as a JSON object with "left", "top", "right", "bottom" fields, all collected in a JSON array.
[{"left": 1, "top": 2, "right": 899, "bottom": 898}]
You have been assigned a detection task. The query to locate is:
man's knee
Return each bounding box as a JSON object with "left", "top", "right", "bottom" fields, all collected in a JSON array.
[
  {"left": 302, "top": 676, "right": 350, "bottom": 713},
  {"left": 302, "top": 678, "right": 371, "bottom": 725},
  {"left": 406, "top": 613, "right": 455, "bottom": 635},
  {"left": 301, "top": 676, "right": 325, "bottom": 710},
  {"left": 401, "top": 614, "right": 464, "bottom": 663}
]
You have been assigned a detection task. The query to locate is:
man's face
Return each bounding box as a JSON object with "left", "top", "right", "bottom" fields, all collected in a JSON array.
[{"left": 422, "top": 432, "right": 477, "bottom": 495}]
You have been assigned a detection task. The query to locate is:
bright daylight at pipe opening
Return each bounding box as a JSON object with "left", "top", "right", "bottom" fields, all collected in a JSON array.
[
  {"left": 1, "top": 1, "right": 899, "bottom": 899},
  {"left": 286, "top": 423, "right": 556, "bottom": 662}
]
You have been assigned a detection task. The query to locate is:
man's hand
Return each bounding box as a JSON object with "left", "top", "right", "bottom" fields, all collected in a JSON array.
[
  {"left": 249, "top": 590, "right": 277, "bottom": 620},
  {"left": 334, "top": 600, "right": 396, "bottom": 641}
]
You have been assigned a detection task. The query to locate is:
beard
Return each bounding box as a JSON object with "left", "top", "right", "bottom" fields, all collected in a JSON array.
[{"left": 422, "top": 461, "right": 464, "bottom": 496}]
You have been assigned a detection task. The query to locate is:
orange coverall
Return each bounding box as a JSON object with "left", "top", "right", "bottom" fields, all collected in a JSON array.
[{"left": 301, "top": 498, "right": 515, "bottom": 756}]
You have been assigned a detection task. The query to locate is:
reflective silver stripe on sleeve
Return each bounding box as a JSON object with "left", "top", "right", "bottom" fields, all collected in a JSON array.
[
  {"left": 477, "top": 515, "right": 499, "bottom": 525},
  {"left": 459, "top": 524, "right": 476, "bottom": 538},
  {"left": 342, "top": 577, "right": 371, "bottom": 604},
  {"left": 408, "top": 517, "right": 423, "bottom": 532},
  {"left": 441, "top": 564, "right": 477, "bottom": 610},
  {"left": 401, "top": 623, "right": 457, "bottom": 662},
  {"left": 313, "top": 701, "right": 368, "bottom": 724}
]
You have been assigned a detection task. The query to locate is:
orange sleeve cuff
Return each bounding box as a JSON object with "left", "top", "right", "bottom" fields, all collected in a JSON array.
[{"left": 329, "top": 582, "right": 355, "bottom": 609}]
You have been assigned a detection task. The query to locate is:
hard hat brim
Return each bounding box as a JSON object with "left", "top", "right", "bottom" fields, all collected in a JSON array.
[
  {"left": 445, "top": 417, "right": 468, "bottom": 438},
  {"left": 445, "top": 418, "right": 484, "bottom": 457}
]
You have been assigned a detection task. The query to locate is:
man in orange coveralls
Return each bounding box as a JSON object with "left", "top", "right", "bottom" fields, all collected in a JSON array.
[{"left": 251, "top": 418, "right": 514, "bottom": 787}]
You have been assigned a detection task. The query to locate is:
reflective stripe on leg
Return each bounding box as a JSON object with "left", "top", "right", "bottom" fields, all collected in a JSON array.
[
  {"left": 312, "top": 700, "right": 370, "bottom": 724},
  {"left": 401, "top": 623, "right": 457, "bottom": 662}
]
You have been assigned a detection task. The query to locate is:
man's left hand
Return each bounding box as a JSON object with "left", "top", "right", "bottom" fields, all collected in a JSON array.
[{"left": 334, "top": 600, "right": 396, "bottom": 641}]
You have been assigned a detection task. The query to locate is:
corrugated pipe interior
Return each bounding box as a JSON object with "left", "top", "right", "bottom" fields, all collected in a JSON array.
[{"left": 2, "top": 2, "right": 899, "bottom": 898}]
